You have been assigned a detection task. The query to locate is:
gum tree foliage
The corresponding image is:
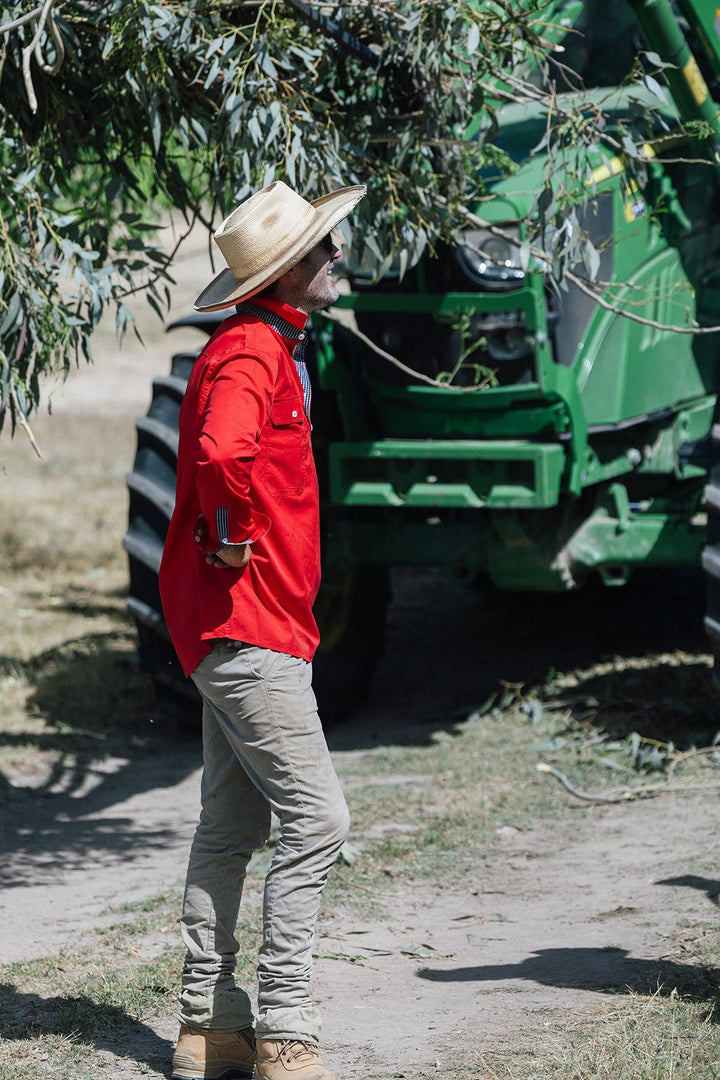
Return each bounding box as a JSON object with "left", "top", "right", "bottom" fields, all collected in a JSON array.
[
  {"left": 0, "top": 0, "right": 569, "bottom": 436},
  {"left": 0, "top": 0, "right": 680, "bottom": 436}
]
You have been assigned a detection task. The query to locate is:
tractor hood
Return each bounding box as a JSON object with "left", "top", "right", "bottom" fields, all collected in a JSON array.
[{"left": 476, "top": 83, "right": 680, "bottom": 223}]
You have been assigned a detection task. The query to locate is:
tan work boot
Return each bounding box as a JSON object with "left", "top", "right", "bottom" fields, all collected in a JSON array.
[
  {"left": 254, "top": 1039, "right": 337, "bottom": 1080},
  {"left": 172, "top": 1023, "right": 256, "bottom": 1079}
]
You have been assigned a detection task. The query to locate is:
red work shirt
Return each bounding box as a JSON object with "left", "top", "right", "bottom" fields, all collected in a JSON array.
[{"left": 159, "top": 298, "right": 321, "bottom": 677}]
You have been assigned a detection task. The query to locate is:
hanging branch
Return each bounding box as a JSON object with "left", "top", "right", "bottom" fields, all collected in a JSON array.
[
  {"left": 0, "top": 0, "right": 65, "bottom": 112},
  {"left": 453, "top": 204, "right": 720, "bottom": 337},
  {"left": 19, "top": 0, "right": 63, "bottom": 113},
  {"left": 0, "top": 5, "right": 48, "bottom": 36},
  {"left": 284, "top": 0, "right": 381, "bottom": 69},
  {"left": 323, "top": 309, "right": 496, "bottom": 392}
]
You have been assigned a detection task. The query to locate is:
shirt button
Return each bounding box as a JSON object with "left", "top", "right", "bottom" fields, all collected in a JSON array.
[
  {"left": 299, "top": 331, "right": 306, "bottom": 339},
  {"left": 292, "top": 410, "right": 298, "bottom": 418}
]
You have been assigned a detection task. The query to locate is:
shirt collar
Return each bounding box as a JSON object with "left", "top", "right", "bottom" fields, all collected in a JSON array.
[{"left": 236, "top": 297, "right": 308, "bottom": 344}]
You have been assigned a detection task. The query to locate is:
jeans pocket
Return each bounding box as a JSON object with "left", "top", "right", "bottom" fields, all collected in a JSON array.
[{"left": 244, "top": 646, "right": 285, "bottom": 680}]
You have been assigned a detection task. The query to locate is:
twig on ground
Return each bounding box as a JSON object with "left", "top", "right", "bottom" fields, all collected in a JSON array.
[
  {"left": 665, "top": 745, "right": 720, "bottom": 781},
  {"left": 537, "top": 761, "right": 720, "bottom": 804},
  {"left": 537, "top": 762, "right": 637, "bottom": 802},
  {"left": 333, "top": 868, "right": 397, "bottom": 900}
]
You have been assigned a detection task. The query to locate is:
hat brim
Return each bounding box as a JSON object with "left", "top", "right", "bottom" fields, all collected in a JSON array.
[{"left": 194, "top": 185, "right": 366, "bottom": 312}]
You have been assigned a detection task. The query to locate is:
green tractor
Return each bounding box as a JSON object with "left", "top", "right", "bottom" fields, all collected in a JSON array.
[{"left": 124, "top": 0, "right": 720, "bottom": 721}]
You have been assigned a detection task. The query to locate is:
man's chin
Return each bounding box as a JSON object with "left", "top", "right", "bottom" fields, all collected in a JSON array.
[{"left": 318, "top": 289, "right": 339, "bottom": 310}]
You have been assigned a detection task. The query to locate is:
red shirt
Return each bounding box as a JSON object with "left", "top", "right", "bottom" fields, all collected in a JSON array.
[{"left": 159, "top": 298, "right": 320, "bottom": 677}]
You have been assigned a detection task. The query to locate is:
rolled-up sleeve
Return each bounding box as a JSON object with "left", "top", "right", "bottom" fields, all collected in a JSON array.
[{"left": 194, "top": 351, "right": 274, "bottom": 551}]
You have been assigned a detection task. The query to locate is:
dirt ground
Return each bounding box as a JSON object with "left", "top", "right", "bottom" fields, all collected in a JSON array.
[{"left": 2, "top": 228, "right": 720, "bottom": 1079}]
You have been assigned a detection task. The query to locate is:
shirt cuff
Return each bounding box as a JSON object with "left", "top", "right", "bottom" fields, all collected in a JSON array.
[{"left": 193, "top": 510, "right": 271, "bottom": 553}]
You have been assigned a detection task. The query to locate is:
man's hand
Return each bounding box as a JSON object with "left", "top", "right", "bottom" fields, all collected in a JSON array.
[{"left": 205, "top": 544, "right": 253, "bottom": 569}]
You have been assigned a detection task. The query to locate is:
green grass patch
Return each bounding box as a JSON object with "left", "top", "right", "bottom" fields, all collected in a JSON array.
[{"left": 331, "top": 705, "right": 576, "bottom": 901}]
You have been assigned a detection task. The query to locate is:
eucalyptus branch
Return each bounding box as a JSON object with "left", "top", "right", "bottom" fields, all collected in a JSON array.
[
  {"left": 0, "top": 5, "right": 46, "bottom": 36},
  {"left": 2, "top": 0, "right": 706, "bottom": 432},
  {"left": 488, "top": 78, "right": 709, "bottom": 167},
  {"left": 537, "top": 762, "right": 637, "bottom": 802},
  {"left": 20, "top": 0, "right": 63, "bottom": 113},
  {"left": 10, "top": 387, "right": 43, "bottom": 458},
  {"left": 323, "top": 309, "right": 490, "bottom": 393},
  {"left": 35, "top": 4, "right": 64, "bottom": 75},
  {"left": 563, "top": 265, "right": 720, "bottom": 335},
  {"left": 454, "top": 204, "right": 720, "bottom": 337},
  {"left": 488, "top": 67, "right": 635, "bottom": 160}
]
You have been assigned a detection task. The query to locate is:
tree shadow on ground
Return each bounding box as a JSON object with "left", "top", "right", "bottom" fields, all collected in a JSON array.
[
  {"left": 25, "top": 583, "right": 132, "bottom": 623},
  {"left": 545, "top": 658, "right": 719, "bottom": 749},
  {"left": 0, "top": 983, "right": 172, "bottom": 1074},
  {"left": 329, "top": 566, "right": 712, "bottom": 751},
  {"left": 0, "top": 630, "right": 201, "bottom": 889},
  {"left": 416, "top": 947, "right": 720, "bottom": 1015}
]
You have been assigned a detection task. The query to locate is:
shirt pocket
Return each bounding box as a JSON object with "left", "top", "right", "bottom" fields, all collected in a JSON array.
[{"left": 259, "top": 396, "right": 310, "bottom": 496}]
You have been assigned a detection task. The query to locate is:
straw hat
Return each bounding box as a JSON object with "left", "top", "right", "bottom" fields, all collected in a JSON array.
[{"left": 194, "top": 180, "right": 367, "bottom": 311}]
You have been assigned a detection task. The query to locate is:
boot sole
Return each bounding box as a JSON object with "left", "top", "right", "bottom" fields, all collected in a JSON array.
[{"left": 171, "top": 1066, "right": 254, "bottom": 1080}]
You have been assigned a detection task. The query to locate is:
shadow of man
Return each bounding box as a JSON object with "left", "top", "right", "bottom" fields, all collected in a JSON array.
[
  {"left": 657, "top": 875, "right": 720, "bottom": 905},
  {"left": 417, "top": 946, "right": 720, "bottom": 1011}
]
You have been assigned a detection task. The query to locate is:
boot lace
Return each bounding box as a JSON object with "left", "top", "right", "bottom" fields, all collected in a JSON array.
[{"left": 281, "top": 1041, "right": 320, "bottom": 1063}]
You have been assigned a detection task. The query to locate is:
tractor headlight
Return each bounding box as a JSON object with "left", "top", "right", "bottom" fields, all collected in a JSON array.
[{"left": 456, "top": 227, "right": 525, "bottom": 291}]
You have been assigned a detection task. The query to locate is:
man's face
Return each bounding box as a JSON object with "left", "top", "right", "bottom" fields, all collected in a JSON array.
[{"left": 285, "top": 234, "right": 342, "bottom": 314}]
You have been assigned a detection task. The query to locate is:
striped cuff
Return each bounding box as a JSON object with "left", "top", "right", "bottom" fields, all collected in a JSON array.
[{"left": 216, "top": 507, "right": 253, "bottom": 545}]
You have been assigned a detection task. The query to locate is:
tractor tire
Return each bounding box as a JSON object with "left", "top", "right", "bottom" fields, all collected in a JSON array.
[
  {"left": 312, "top": 565, "right": 392, "bottom": 724},
  {"left": 124, "top": 330, "right": 389, "bottom": 728},
  {"left": 123, "top": 348, "right": 202, "bottom": 727},
  {"left": 703, "top": 421, "right": 720, "bottom": 680}
]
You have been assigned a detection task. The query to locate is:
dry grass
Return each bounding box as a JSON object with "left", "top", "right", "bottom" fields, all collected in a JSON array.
[{"left": 467, "top": 995, "right": 720, "bottom": 1079}]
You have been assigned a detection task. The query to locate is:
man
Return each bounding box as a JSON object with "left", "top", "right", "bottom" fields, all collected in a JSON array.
[{"left": 159, "top": 179, "right": 366, "bottom": 1080}]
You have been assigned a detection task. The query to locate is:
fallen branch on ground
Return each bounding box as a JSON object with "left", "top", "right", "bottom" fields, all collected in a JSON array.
[{"left": 537, "top": 761, "right": 720, "bottom": 804}]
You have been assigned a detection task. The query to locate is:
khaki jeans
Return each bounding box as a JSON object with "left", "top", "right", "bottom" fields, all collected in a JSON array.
[{"left": 180, "top": 642, "right": 349, "bottom": 1043}]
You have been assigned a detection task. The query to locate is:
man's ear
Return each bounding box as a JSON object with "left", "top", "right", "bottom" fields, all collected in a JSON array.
[{"left": 271, "top": 264, "right": 302, "bottom": 307}]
